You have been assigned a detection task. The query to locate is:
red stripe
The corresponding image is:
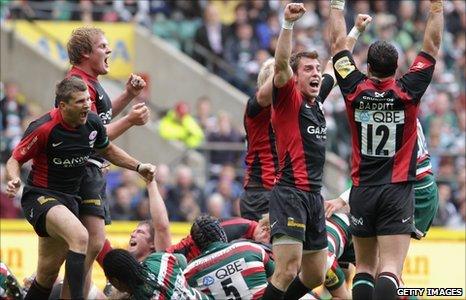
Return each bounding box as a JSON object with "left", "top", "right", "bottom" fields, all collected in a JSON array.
[
  {"left": 415, "top": 170, "right": 432, "bottom": 180},
  {"left": 159, "top": 254, "right": 176, "bottom": 300},
  {"left": 392, "top": 85, "right": 418, "bottom": 182},
  {"left": 252, "top": 288, "right": 266, "bottom": 300},
  {"left": 184, "top": 244, "right": 262, "bottom": 279},
  {"left": 290, "top": 107, "right": 311, "bottom": 191},
  {"left": 241, "top": 266, "right": 265, "bottom": 278}
]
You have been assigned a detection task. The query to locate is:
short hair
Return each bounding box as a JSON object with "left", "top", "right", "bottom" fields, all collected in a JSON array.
[
  {"left": 190, "top": 215, "right": 227, "bottom": 251},
  {"left": 290, "top": 51, "right": 319, "bottom": 73},
  {"left": 55, "top": 76, "right": 87, "bottom": 104},
  {"left": 367, "top": 41, "right": 398, "bottom": 77},
  {"left": 103, "top": 249, "right": 146, "bottom": 294},
  {"left": 137, "top": 220, "right": 155, "bottom": 243},
  {"left": 67, "top": 27, "right": 105, "bottom": 65},
  {"left": 257, "top": 58, "right": 274, "bottom": 88}
]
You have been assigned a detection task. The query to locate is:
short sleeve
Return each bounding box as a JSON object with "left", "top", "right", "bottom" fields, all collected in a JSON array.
[
  {"left": 398, "top": 51, "right": 436, "bottom": 102},
  {"left": 332, "top": 50, "right": 366, "bottom": 98},
  {"left": 246, "top": 95, "right": 264, "bottom": 118},
  {"left": 12, "top": 122, "right": 45, "bottom": 164},
  {"left": 263, "top": 251, "right": 275, "bottom": 278},
  {"left": 272, "top": 76, "right": 301, "bottom": 115},
  {"left": 317, "top": 74, "right": 335, "bottom": 103}
]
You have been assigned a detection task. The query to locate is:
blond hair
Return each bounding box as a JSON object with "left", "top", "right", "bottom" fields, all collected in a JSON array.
[
  {"left": 67, "top": 27, "right": 105, "bottom": 65},
  {"left": 257, "top": 58, "right": 275, "bottom": 88}
]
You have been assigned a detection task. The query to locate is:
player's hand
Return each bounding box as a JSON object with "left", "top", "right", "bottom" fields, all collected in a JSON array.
[
  {"left": 125, "top": 73, "right": 146, "bottom": 97},
  {"left": 284, "top": 3, "right": 306, "bottom": 22},
  {"left": 324, "top": 197, "right": 347, "bottom": 219},
  {"left": 137, "top": 163, "right": 156, "bottom": 182},
  {"left": 355, "top": 14, "right": 372, "bottom": 33},
  {"left": 127, "top": 102, "right": 150, "bottom": 126},
  {"left": 6, "top": 178, "right": 21, "bottom": 198}
]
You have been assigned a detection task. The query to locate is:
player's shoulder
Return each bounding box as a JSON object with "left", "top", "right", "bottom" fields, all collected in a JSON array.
[
  {"left": 229, "top": 240, "right": 264, "bottom": 253},
  {"left": 23, "top": 111, "right": 55, "bottom": 137},
  {"left": 86, "top": 111, "right": 103, "bottom": 124}
]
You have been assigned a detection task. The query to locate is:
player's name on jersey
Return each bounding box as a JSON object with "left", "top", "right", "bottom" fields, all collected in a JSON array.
[
  {"left": 358, "top": 101, "right": 395, "bottom": 111},
  {"left": 397, "top": 287, "right": 463, "bottom": 297}
]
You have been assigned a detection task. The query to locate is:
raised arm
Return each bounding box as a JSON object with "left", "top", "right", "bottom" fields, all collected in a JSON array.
[
  {"left": 346, "top": 14, "right": 372, "bottom": 53},
  {"left": 422, "top": 0, "right": 444, "bottom": 59},
  {"left": 111, "top": 74, "right": 146, "bottom": 117},
  {"left": 147, "top": 179, "right": 172, "bottom": 250},
  {"left": 106, "top": 102, "right": 150, "bottom": 141},
  {"left": 329, "top": 0, "right": 348, "bottom": 56},
  {"left": 273, "top": 3, "right": 306, "bottom": 88}
]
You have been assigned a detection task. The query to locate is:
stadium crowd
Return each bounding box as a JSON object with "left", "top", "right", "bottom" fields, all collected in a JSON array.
[{"left": 1, "top": 0, "right": 464, "bottom": 227}]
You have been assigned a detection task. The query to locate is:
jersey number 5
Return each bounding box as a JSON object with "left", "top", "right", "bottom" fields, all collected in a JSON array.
[{"left": 221, "top": 278, "right": 241, "bottom": 300}]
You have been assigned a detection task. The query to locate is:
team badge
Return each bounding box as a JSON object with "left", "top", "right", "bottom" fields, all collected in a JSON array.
[
  {"left": 203, "top": 276, "right": 215, "bottom": 286},
  {"left": 89, "top": 130, "right": 97, "bottom": 140}
]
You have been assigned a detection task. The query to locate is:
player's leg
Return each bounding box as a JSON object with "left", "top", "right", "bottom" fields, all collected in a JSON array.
[
  {"left": 352, "top": 236, "right": 378, "bottom": 300},
  {"left": 374, "top": 183, "right": 414, "bottom": 300},
  {"left": 262, "top": 186, "right": 306, "bottom": 300},
  {"left": 348, "top": 185, "right": 379, "bottom": 300},
  {"left": 240, "top": 189, "right": 270, "bottom": 221},
  {"left": 25, "top": 237, "right": 68, "bottom": 300},
  {"left": 45, "top": 204, "right": 89, "bottom": 300},
  {"left": 62, "top": 165, "right": 107, "bottom": 298},
  {"left": 285, "top": 192, "right": 328, "bottom": 300}
]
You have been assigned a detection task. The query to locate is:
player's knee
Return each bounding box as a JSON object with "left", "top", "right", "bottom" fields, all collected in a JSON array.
[
  {"left": 275, "top": 263, "right": 300, "bottom": 286},
  {"left": 87, "top": 233, "right": 105, "bottom": 258},
  {"left": 69, "top": 228, "right": 89, "bottom": 253}
]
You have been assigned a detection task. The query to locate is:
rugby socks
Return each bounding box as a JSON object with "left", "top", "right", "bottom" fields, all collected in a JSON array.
[
  {"left": 66, "top": 250, "right": 86, "bottom": 300},
  {"left": 262, "top": 282, "right": 285, "bottom": 300},
  {"left": 374, "top": 272, "right": 399, "bottom": 300},
  {"left": 352, "top": 272, "right": 375, "bottom": 300},
  {"left": 25, "top": 279, "right": 52, "bottom": 300},
  {"left": 283, "top": 275, "right": 311, "bottom": 300}
]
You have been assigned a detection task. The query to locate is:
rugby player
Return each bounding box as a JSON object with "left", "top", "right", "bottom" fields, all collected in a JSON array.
[
  {"left": 329, "top": 0, "right": 443, "bottom": 298},
  {"left": 5, "top": 77, "right": 155, "bottom": 300},
  {"left": 183, "top": 215, "right": 275, "bottom": 299},
  {"left": 62, "top": 26, "right": 150, "bottom": 298}
]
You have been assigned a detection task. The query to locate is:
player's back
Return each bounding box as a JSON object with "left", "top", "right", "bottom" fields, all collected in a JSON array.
[
  {"left": 184, "top": 241, "right": 274, "bottom": 300},
  {"left": 137, "top": 252, "right": 206, "bottom": 300}
]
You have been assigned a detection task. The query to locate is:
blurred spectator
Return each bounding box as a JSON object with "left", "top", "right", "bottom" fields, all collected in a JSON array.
[
  {"left": 210, "top": 0, "right": 241, "bottom": 25},
  {"left": 165, "top": 165, "right": 204, "bottom": 221},
  {"left": 113, "top": 0, "right": 150, "bottom": 28},
  {"left": 159, "top": 101, "right": 204, "bottom": 148},
  {"left": 193, "top": 3, "right": 229, "bottom": 67},
  {"left": 206, "top": 193, "right": 225, "bottom": 219},
  {"left": 110, "top": 184, "right": 135, "bottom": 221},
  {"left": 228, "top": 2, "right": 249, "bottom": 36},
  {"left": 194, "top": 95, "right": 217, "bottom": 135},
  {"left": 255, "top": 11, "right": 280, "bottom": 49},
  {"left": 223, "top": 22, "right": 260, "bottom": 92},
  {"left": 207, "top": 111, "right": 243, "bottom": 167},
  {"left": 1, "top": 81, "right": 28, "bottom": 163},
  {"left": 205, "top": 164, "right": 243, "bottom": 218}
]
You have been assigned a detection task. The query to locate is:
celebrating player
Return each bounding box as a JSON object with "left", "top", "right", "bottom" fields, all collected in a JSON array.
[
  {"left": 5, "top": 77, "right": 155, "bottom": 300},
  {"left": 329, "top": 0, "right": 443, "bottom": 299}
]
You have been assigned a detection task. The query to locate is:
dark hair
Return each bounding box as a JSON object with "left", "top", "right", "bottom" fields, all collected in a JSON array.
[
  {"left": 103, "top": 249, "right": 146, "bottom": 294},
  {"left": 55, "top": 76, "right": 87, "bottom": 105},
  {"left": 190, "top": 215, "right": 227, "bottom": 251},
  {"left": 367, "top": 41, "right": 398, "bottom": 77},
  {"left": 138, "top": 220, "right": 155, "bottom": 243},
  {"left": 290, "top": 51, "right": 319, "bottom": 73}
]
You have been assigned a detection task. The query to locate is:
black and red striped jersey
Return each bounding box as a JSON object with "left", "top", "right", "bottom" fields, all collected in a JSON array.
[
  {"left": 243, "top": 95, "right": 278, "bottom": 190},
  {"left": 12, "top": 108, "right": 109, "bottom": 194},
  {"left": 333, "top": 50, "right": 435, "bottom": 186},
  {"left": 166, "top": 217, "right": 259, "bottom": 263},
  {"left": 271, "top": 74, "right": 334, "bottom": 192}
]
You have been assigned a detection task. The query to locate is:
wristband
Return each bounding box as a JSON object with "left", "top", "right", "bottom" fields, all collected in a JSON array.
[
  {"left": 330, "top": 0, "right": 345, "bottom": 10},
  {"left": 348, "top": 26, "right": 361, "bottom": 40},
  {"left": 282, "top": 20, "right": 294, "bottom": 30},
  {"left": 136, "top": 163, "right": 141, "bottom": 172},
  {"left": 339, "top": 188, "right": 351, "bottom": 204}
]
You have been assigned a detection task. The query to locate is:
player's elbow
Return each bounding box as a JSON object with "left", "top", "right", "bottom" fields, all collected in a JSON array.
[
  {"left": 422, "top": 40, "right": 440, "bottom": 59},
  {"left": 331, "top": 36, "right": 347, "bottom": 55}
]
